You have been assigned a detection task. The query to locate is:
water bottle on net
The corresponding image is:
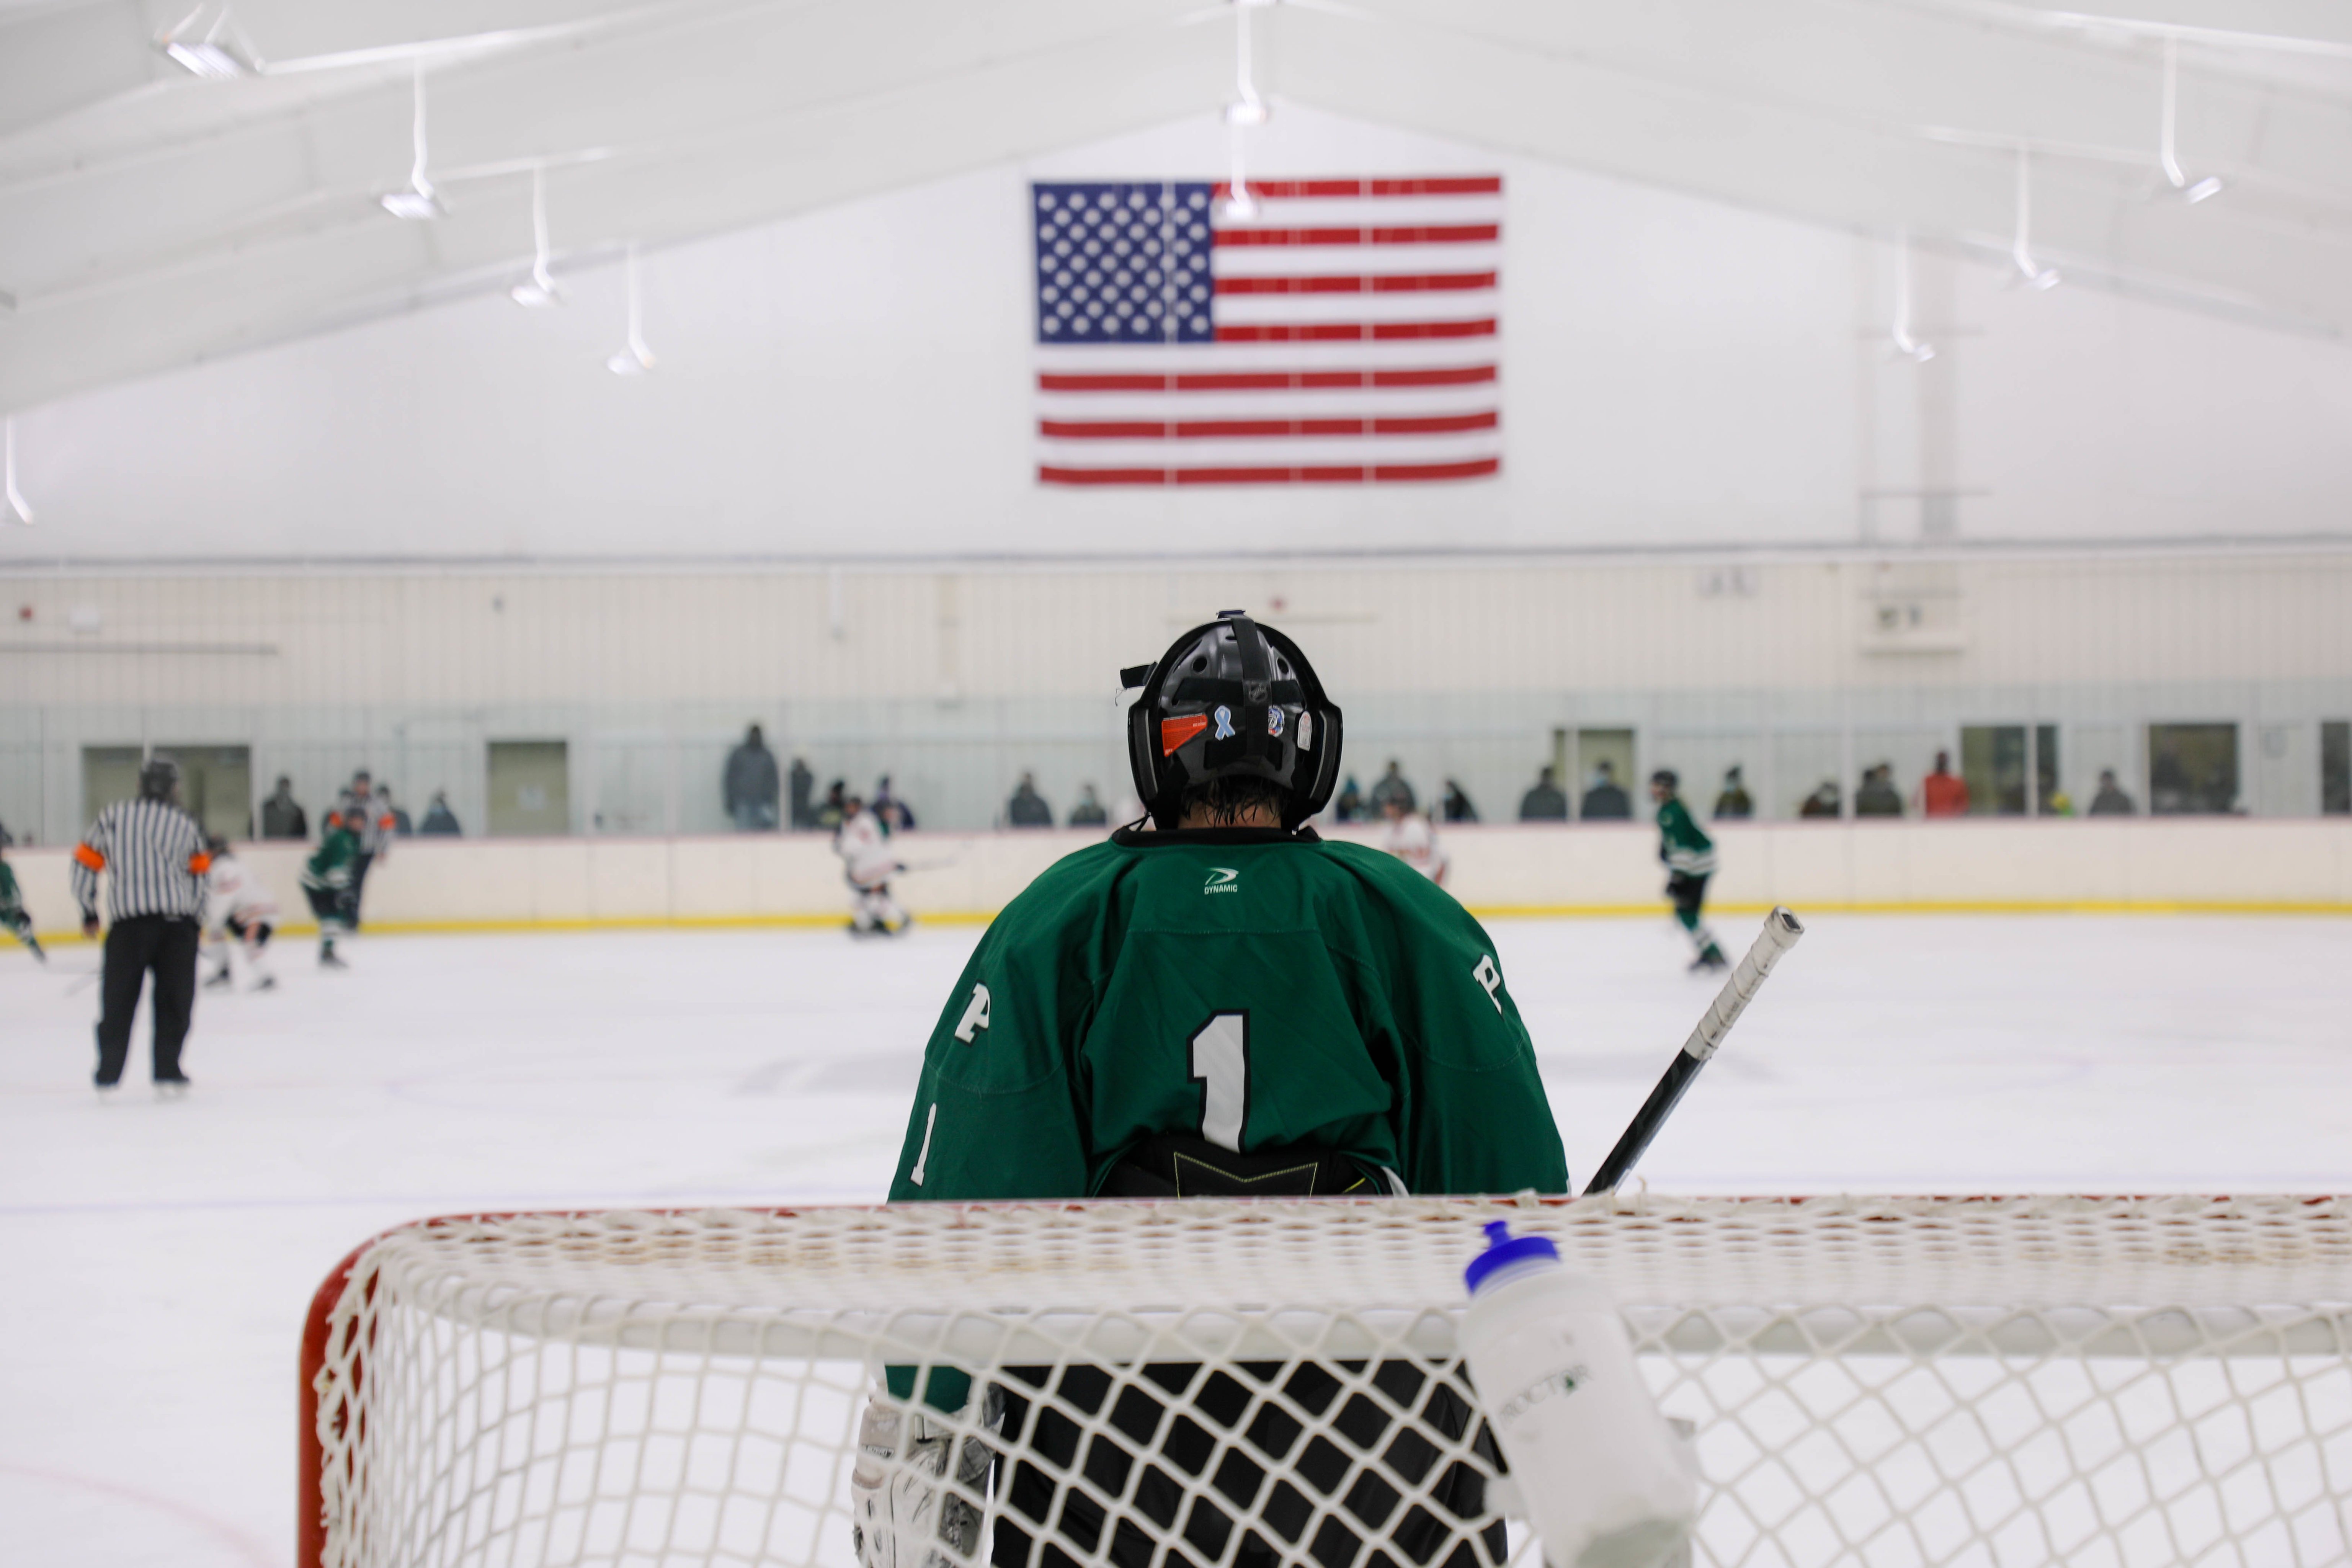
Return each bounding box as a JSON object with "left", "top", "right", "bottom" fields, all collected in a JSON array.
[{"left": 1460, "top": 1220, "right": 1697, "bottom": 1568}]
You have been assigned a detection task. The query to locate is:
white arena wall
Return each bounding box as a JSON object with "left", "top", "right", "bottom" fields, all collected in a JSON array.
[{"left": 15, "top": 819, "right": 2352, "bottom": 941}]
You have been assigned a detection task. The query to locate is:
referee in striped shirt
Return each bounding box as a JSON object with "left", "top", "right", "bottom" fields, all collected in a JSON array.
[{"left": 72, "top": 756, "right": 212, "bottom": 1095}]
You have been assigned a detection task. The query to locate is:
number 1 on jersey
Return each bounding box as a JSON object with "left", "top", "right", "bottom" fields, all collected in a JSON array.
[{"left": 1190, "top": 1013, "right": 1250, "bottom": 1152}]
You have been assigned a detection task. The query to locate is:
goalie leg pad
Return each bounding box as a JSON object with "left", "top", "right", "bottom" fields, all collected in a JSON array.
[{"left": 852, "top": 1385, "right": 1003, "bottom": 1568}]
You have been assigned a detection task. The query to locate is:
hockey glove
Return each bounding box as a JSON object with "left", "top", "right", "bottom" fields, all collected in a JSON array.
[{"left": 851, "top": 1385, "right": 1002, "bottom": 1568}]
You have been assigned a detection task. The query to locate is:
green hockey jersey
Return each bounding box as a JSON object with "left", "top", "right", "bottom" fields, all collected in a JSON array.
[
  {"left": 1656, "top": 796, "right": 1717, "bottom": 877},
  {"left": 0, "top": 861, "right": 21, "bottom": 917},
  {"left": 302, "top": 827, "right": 361, "bottom": 892},
  {"left": 888, "top": 826, "right": 1569, "bottom": 1205}
]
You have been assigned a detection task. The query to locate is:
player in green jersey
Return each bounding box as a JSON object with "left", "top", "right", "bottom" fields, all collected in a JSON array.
[
  {"left": 0, "top": 844, "right": 45, "bottom": 961},
  {"left": 1650, "top": 770, "right": 1727, "bottom": 973},
  {"left": 301, "top": 816, "right": 363, "bottom": 969},
  {"left": 857, "top": 612, "right": 1566, "bottom": 1568}
]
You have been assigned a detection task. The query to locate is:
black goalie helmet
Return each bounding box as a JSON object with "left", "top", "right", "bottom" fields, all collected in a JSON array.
[{"left": 1121, "top": 611, "right": 1344, "bottom": 831}]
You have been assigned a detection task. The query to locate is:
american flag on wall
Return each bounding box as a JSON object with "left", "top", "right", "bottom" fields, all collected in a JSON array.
[{"left": 1031, "top": 176, "right": 1502, "bottom": 485}]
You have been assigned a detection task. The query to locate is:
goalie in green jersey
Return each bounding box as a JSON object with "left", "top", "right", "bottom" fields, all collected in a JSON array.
[{"left": 856, "top": 612, "right": 1567, "bottom": 1568}]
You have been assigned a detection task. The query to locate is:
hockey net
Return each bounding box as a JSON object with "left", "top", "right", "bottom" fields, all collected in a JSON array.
[{"left": 302, "top": 1194, "right": 2352, "bottom": 1568}]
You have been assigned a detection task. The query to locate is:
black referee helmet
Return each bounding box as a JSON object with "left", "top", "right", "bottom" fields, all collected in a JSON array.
[{"left": 138, "top": 756, "right": 182, "bottom": 803}]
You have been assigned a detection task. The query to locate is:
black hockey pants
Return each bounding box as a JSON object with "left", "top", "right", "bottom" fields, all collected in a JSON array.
[
  {"left": 1666, "top": 871, "right": 1710, "bottom": 931},
  {"left": 94, "top": 915, "right": 199, "bottom": 1086}
]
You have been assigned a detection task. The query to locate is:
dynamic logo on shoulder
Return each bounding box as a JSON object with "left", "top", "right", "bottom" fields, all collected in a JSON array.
[
  {"left": 1204, "top": 867, "right": 1240, "bottom": 895},
  {"left": 1267, "top": 707, "right": 1284, "bottom": 738},
  {"left": 1212, "top": 705, "right": 1236, "bottom": 740}
]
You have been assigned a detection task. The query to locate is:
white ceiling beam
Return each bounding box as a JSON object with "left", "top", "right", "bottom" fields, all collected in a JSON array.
[
  {"left": 1268, "top": 1, "right": 2352, "bottom": 329},
  {"left": 0, "top": 0, "right": 1227, "bottom": 408}
]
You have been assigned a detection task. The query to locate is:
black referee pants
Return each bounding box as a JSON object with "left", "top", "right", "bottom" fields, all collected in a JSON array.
[{"left": 95, "top": 915, "right": 199, "bottom": 1086}]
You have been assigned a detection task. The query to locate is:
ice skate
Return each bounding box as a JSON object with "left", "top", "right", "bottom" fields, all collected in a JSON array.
[
  {"left": 251, "top": 974, "right": 278, "bottom": 992},
  {"left": 155, "top": 1076, "right": 193, "bottom": 1100},
  {"left": 320, "top": 946, "right": 350, "bottom": 970},
  {"left": 1689, "top": 946, "right": 1728, "bottom": 974},
  {"left": 204, "top": 965, "right": 234, "bottom": 990}
]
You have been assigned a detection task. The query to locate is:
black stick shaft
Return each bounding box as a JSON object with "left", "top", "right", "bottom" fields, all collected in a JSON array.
[{"left": 1581, "top": 905, "right": 1805, "bottom": 1196}]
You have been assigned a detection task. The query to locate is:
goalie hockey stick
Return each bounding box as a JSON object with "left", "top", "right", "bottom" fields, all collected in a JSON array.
[{"left": 1581, "top": 905, "right": 1805, "bottom": 1196}]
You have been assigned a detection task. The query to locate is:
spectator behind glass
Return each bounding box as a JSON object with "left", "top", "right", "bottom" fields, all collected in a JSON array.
[
  {"left": 1067, "top": 784, "right": 1109, "bottom": 827},
  {"left": 1518, "top": 765, "right": 1567, "bottom": 822},
  {"left": 1441, "top": 779, "right": 1478, "bottom": 823},
  {"left": 260, "top": 776, "right": 308, "bottom": 840},
  {"left": 1713, "top": 766, "right": 1753, "bottom": 820},
  {"left": 1332, "top": 775, "right": 1364, "bottom": 823},
  {"left": 1917, "top": 750, "right": 1969, "bottom": 817},
  {"left": 723, "top": 724, "right": 781, "bottom": 831},
  {"left": 873, "top": 775, "right": 917, "bottom": 832},
  {"left": 1006, "top": 773, "right": 1054, "bottom": 828},
  {"left": 1579, "top": 760, "right": 1631, "bottom": 820},
  {"left": 419, "top": 790, "right": 462, "bottom": 835},
  {"left": 1367, "top": 760, "right": 1416, "bottom": 817},
  {"left": 377, "top": 784, "right": 413, "bottom": 835},
  {"left": 788, "top": 755, "right": 815, "bottom": 829},
  {"left": 1855, "top": 763, "right": 1904, "bottom": 817},
  {"left": 2088, "top": 769, "right": 2137, "bottom": 816},
  {"left": 1799, "top": 781, "right": 1841, "bottom": 818},
  {"left": 818, "top": 780, "right": 846, "bottom": 832}
]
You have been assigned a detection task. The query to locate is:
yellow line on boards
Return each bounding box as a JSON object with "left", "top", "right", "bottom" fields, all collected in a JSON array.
[{"left": 27, "top": 899, "right": 2348, "bottom": 944}]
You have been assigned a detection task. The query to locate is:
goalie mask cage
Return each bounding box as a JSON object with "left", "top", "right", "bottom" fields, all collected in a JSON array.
[{"left": 301, "top": 1195, "right": 2352, "bottom": 1568}]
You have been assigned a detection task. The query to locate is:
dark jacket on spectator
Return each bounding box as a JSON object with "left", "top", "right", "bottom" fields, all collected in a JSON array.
[
  {"left": 260, "top": 785, "right": 308, "bottom": 841},
  {"left": 1855, "top": 771, "right": 1905, "bottom": 817},
  {"left": 1007, "top": 781, "right": 1053, "bottom": 828},
  {"left": 1518, "top": 778, "right": 1567, "bottom": 820},
  {"left": 724, "top": 735, "right": 781, "bottom": 825},
  {"left": 1368, "top": 768, "right": 1416, "bottom": 816},
  {"left": 1580, "top": 781, "right": 1631, "bottom": 820}
]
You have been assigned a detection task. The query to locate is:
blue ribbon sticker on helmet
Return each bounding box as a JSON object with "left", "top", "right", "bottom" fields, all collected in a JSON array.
[{"left": 1213, "top": 705, "right": 1235, "bottom": 740}]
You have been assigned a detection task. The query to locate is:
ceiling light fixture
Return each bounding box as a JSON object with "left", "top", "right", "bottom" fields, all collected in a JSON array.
[
  {"left": 1218, "top": 0, "right": 1274, "bottom": 221},
  {"left": 1889, "top": 230, "right": 1936, "bottom": 362},
  {"left": 1223, "top": 0, "right": 1273, "bottom": 127},
  {"left": 1223, "top": 137, "right": 1259, "bottom": 222},
  {"left": 606, "top": 245, "right": 655, "bottom": 375},
  {"left": 5, "top": 418, "right": 34, "bottom": 526},
  {"left": 2010, "top": 148, "right": 2061, "bottom": 290},
  {"left": 511, "top": 165, "right": 563, "bottom": 306},
  {"left": 380, "top": 69, "right": 443, "bottom": 219},
  {"left": 2157, "top": 38, "right": 2225, "bottom": 204},
  {"left": 156, "top": 2, "right": 258, "bottom": 78}
]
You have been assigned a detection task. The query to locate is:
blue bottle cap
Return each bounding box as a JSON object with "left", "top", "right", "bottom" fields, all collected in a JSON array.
[{"left": 1464, "top": 1219, "right": 1560, "bottom": 1295}]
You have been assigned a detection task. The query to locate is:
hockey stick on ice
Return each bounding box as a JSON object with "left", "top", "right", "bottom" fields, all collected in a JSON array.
[{"left": 1581, "top": 906, "right": 1805, "bottom": 1196}]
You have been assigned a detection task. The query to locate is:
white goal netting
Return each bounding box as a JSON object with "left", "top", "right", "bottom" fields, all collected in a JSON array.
[{"left": 303, "top": 1195, "right": 2352, "bottom": 1568}]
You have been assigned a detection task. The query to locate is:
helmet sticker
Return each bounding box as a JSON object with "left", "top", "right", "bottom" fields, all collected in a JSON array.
[
  {"left": 1298, "top": 711, "right": 1314, "bottom": 751},
  {"left": 1267, "top": 707, "right": 1284, "bottom": 738},
  {"left": 1160, "top": 714, "right": 1209, "bottom": 755},
  {"left": 1213, "top": 705, "right": 1236, "bottom": 740}
]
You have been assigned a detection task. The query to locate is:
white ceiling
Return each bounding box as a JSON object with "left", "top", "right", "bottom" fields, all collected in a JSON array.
[{"left": 3, "top": 0, "right": 2349, "bottom": 413}]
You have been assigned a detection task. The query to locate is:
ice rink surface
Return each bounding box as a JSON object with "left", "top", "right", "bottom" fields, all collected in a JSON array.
[{"left": 2, "top": 911, "right": 2347, "bottom": 1568}]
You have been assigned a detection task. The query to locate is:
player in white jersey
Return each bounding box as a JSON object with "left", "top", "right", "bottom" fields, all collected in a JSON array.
[
  {"left": 1378, "top": 792, "right": 1451, "bottom": 886},
  {"left": 833, "top": 795, "right": 911, "bottom": 937},
  {"left": 201, "top": 836, "right": 281, "bottom": 991}
]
